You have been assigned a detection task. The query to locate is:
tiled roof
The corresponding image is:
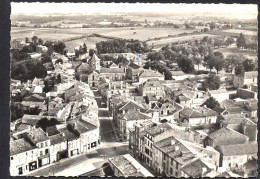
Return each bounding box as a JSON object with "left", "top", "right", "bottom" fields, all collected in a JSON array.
[
  {"left": 208, "top": 127, "right": 248, "bottom": 145},
  {"left": 27, "top": 128, "right": 49, "bottom": 143},
  {"left": 108, "top": 154, "right": 153, "bottom": 177},
  {"left": 139, "top": 69, "right": 164, "bottom": 78},
  {"left": 58, "top": 127, "right": 79, "bottom": 141},
  {"left": 14, "top": 123, "right": 31, "bottom": 133},
  {"left": 146, "top": 123, "right": 173, "bottom": 137},
  {"left": 181, "top": 158, "right": 211, "bottom": 177},
  {"left": 118, "top": 100, "right": 144, "bottom": 111},
  {"left": 142, "top": 78, "right": 161, "bottom": 87},
  {"left": 77, "top": 63, "right": 89, "bottom": 71},
  {"left": 180, "top": 107, "right": 218, "bottom": 118},
  {"left": 46, "top": 126, "right": 60, "bottom": 136},
  {"left": 221, "top": 116, "right": 256, "bottom": 126},
  {"left": 22, "top": 114, "right": 42, "bottom": 126},
  {"left": 121, "top": 109, "right": 151, "bottom": 121},
  {"left": 110, "top": 63, "right": 118, "bottom": 68},
  {"left": 208, "top": 89, "right": 229, "bottom": 95},
  {"left": 68, "top": 119, "right": 97, "bottom": 134},
  {"left": 49, "top": 133, "right": 67, "bottom": 145},
  {"left": 128, "top": 63, "right": 140, "bottom": 69},
  {"left": 147, "top": 94, "right": 157, "bottom": 101},
  {"left": 217, "top": 143, "right": 258, "bottom": 156},
  {"left": 178, "top": 94, "right": 191, "bottom": 102},
  {"left": 170, "top": 70, "right": 185, "bottom": 76},
  {"left": 90, "top": 53, "right": 100, "bottom": 62},
  {"left": 100, "top": 67, "right": 125, "bottom": 73},
  {"left": 10, "top": 138, "right": 36, "bottom": 156}
]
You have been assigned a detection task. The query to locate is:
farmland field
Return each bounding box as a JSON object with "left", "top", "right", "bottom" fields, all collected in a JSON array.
[
  {"left": 11, "top": 27, "right": 195, "bottom": 41},
  {"left": 147, "top": 34, "right": 218, "bottom": 47},
  {"left": 222, "top": 29, "right": 257, "bottom": 36},
  {"left": 214, "top": 46, "right": 258, "bottom": 60},
  {"left": 65, "top": 36, "right": 109, "bottom": 50}
]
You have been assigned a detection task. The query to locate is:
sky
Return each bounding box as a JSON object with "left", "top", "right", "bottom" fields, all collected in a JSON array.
[{"left": 11, "top": 3, "right": 257, "bottom": 19}]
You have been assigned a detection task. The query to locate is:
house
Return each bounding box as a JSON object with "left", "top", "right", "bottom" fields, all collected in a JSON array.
[
  {"left": 207, "top": 89, "right": 230, "bottom": 103},
  {"left": 99, "top": 67, "right": 126, "bottom": 81},
  {"left": 49, "top": 132, "right": 67, "bottom": 163},
  {"left": 10, "top": 138, "right": 38, "bottom": 176},
  {"left": 109, "top": 63, "right": 119, "bottom": 68},
  {"left": 68, "top": 119, "right": 100, "bottom": 154},
  {"left": 220, "top": 115, "right": 257, "bottom": 141},
  {"left": 205, "top": 127, "right": 249, "bottom": 147},
  {"left": 126, "top": 63, "right": 145, "bottom": 82},
  {"left": 25, "top": 128, "right": 51, "bottom": 168},
  {"left": 179, "top": 106, "right": 218, "bottom": 126},
  {"left": 215, "top": 143, "right": 258, "bottom": 169},
  {"left": 237, "top": 88, "right": 258, "bottom": 99},
  {"left": 138, "top": 69, "right": 165, "bottom": 83},
  {"left": 233, "top": 71, "right": 257, "bottom": 88},
  {"left": 108, "top": 154, "right": 153, "bottom": 177},
  {"left": 139, "top": 78, "right": 164, "bottom": 97},
  {"left": 118, "top": 109, "right": 151, "bottom": 141},
  {"left": 76, "top": 63, "right": 90, "bottom": 74}
]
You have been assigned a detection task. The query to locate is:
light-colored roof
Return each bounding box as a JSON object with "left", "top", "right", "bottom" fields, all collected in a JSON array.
[
  {"left": 100, "top": 67, "right": 125, "bottom": 73},
  {"left": 139, "top": 69, "right": 164, "bottom": 78}
]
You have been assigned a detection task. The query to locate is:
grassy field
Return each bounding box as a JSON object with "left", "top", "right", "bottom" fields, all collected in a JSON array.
[
  {"left": 221, "top": 29, "right": 257, "bottom": 36},
  {"left": 11, "top": 27, "right": 195, "bottom": 41},
  {"left": 214, "top": 46, "right": 258, "bottom": 60},
  {"left": 147, "top": 34, "right": 218, "bottom": 47},
  {"left": 65, "top": 36, "right": 108, "bottom": 50}
]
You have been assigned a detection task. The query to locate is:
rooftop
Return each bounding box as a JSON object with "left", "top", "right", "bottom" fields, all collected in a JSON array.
[
  {"left": 121, "top": 109, "right": 151, "bottom": 121},
  {"left": 100, "top": 67, "right": 125, "bottom": 74},
  {"left": 216, "top": 143, "right": 258, "bottom": 156},
  {"left": 27, "top": 128, "right": 49, "bottom": 143},
  {"left": 10, "top": 138, "right": 36, "bottom": 156},
  {"left": 181, "top": 158, "right": 211, "bottom": 177},
  {"left": 180, "top": 107, "right": 218, "bottom": 118},
  {"left": 139, "top": 69, "right": 164, "bottom": 78},
  {"left": 108, "top": 154, "right": 153, "bottom": 177}
]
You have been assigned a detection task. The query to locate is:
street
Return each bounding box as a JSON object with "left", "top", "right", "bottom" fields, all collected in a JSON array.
[{"left": 25, "top": 89, "right": 128, "bottom": 176}]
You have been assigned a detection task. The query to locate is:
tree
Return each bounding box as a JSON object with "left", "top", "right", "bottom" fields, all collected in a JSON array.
[
  {"left": 237, "top": 33, "right": 247, "bottom": 49},
  {"left": 38, "top": 38, "right": 44, "bottom": 45},
  {"left": 53, "top": 41, "right": 66, "bottom": 54},
  {"left": 114, "top": 55, "right": 128, "bottom": 65},
  {"left": 41, "top": 54, "right": 52, "bottom": 64},
  {"left": 144, "top": 61, "right": 173, "bottom": 80},
  {"left": 25, "top": 37, "right": 30, "bottom": 43},
  {"left": 235, "top": 63, "right": 245, "bottom": 75},
  {"left": 55, "top": 59, "right": 63, "bottom": 64},
  {"left": 224, "top": 54, "right": 240, "bottom": 74},
  {"left": 36, "top": 118, "right": 59, "bottom": 131},
  {"left": 177, "top": 56, "right": 195, "bottom": 74},
  {"left": 89, "top": 49, "right": 97, "bottom": 57},
  {"left": 225, "top": 37, "right": 235, "bottom": 46},
  {"left": 204, "top": 54, "right": 216, "bottom": 73},
  {"left": 32, "top": 36, "right": 38, "bottom": 44},
  {"left": 146, "top": 52, "right": 165, "bottom": 61},
  {"left": 83, "top": 43, "right": 87, "bottom": 53},
  {"left": 202, "top": 74, "right": 221, "bottom": 90},
  {"left": 242, "top": 59, "right": 255, "bottom": 72},
  {"left": 202, "top": 97, "right": 220, "bottom": 109},
  {"left": 213, "top": 52, "right": 224, "bottom": 73}
]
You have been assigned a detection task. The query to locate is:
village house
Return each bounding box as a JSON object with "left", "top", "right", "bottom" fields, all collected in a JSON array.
[
  {"left": 118, "top": 109, "right": 151, "bottom": 141},
  {"left": 139, "top": 78, "right": 165, "bottom": 97},
  {"left": 220, "top": 115, "right": 257, "bottom": 141},
  {"left": 25, "top": 128, "right": 51, "bottom": 168},
  {"left": 138, "top": 69, "right": 165, "bottom": 83},
  {"left": 108, "top": 154, "right": 153, "bottom": 177},
  {"left": 126, "top": 63, "right": 145, "bottom": 82},
  {"left": 179, "top": 106, "right": 218, "bottom": 126},
  {"left": 88, "top": 71, "right": 100, "bottom": 88},
  {"left": 236, "top": 88, "right": 258, "bottom": 99},
  {"left": 206, "top": 88, "right": 230, "bottom": 103},
  {"left": 215, "top": 143, "right": 258, "bottom": 169},
  {"left": 10, "top": 138, "right": 38, "bottom": 176},
  {"left": 48, "top": 132, "right": 67, "bottom": 163},
  {"left": 204, "top": 127, "right": 249, "bottom": 148},
  {"left": 233, "top": 71, "right": 258, "bottom": 88},
  {"left": 99, "top": 67, "right": 126, "bottom": 81}
]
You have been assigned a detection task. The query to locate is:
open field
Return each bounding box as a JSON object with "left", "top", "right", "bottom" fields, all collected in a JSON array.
[
  {"left": 214, "top": 46, "right": 258, "bottom": 60},
  {"left": 221, "top": 29, "right": 257, "bottom": 36},
  {"left": 11, "top": 27, "right": 195, "bottom": 42},
  {"left": 65, "top": 36, "right": 108, "bottom": 50},
  {"left": 147, "top": 34, "right": 218, "bottom": 47}
]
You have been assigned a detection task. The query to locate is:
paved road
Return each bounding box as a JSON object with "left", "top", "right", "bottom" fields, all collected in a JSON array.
[{"left": 25, "top": 90, "right": 128, "bottom": 176}]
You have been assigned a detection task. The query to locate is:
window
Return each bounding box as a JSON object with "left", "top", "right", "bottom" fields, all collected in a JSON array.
[
  {"left": 171, "top": 159, "right": 173, "bottom": 165},
  {"left": 11, "top": 157, "right": 13, "bottom": 160},
  {"left": 163, "top": 154, "right": 166, "bottom": 160},
  {"left": 40, "top": 151, "right": 43, "bottom": 156},
  {"left": 45, "top": 149, "right": 49, "bottom": 154},
  {"left": 41, "top": 143, "right": 44, "bottom": 148},
  {"left": 162, "top": 162, "right": 166, "bottom": 170},
  {"left": 170, "top": 168, "right": 173, "bottom": 175},
  {"left": 45, "top": 141, "right": 48, "bottom": 146},
  {"left": 175, "top": 171, "right": 178, "bottom": 176},
  {"left": 176, "top": 163, "right": 179, "bottom": 169}
]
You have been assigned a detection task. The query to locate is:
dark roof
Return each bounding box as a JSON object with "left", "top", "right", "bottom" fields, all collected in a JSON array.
[
  {"left": 118, "top": 100, "right": 144, "bottom": 111},
  {"left": 180, "top": 107, "right": 218, "bottom": 118},
  {"left": 10, "top": 138, "right": 36, "bottom": 156},
  {"left": 181, "top": 158, "right": 211, "bottom": 177},
  {"left": 100, "top": 67, "right": 125, "bottom": 73},
  {"left": 208, "top": 127, "right": 248, "bottom": 145},
  {"left": 27, "top": 128, "right": 49, "bottom": 143},
  {"left": 121, "top": 109, "right": 151, "bottom": 121},
  {"left": 49, "top": 133, "right": 67, "bottom": 145},
  {"left": 216, "top": 143, "right": 258, "bottom": 156},
  {"left": 58, "top": 127, "right": 79, "bottom": 141},
  {"left": 68, "top": 119, "right": 97, "bottom": 134},
  {"left": 46, "top": 126, "right": 60, "bottom": 136},
  {"left": 128, "top": 63, "right": 140, "bottom": 69}
]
